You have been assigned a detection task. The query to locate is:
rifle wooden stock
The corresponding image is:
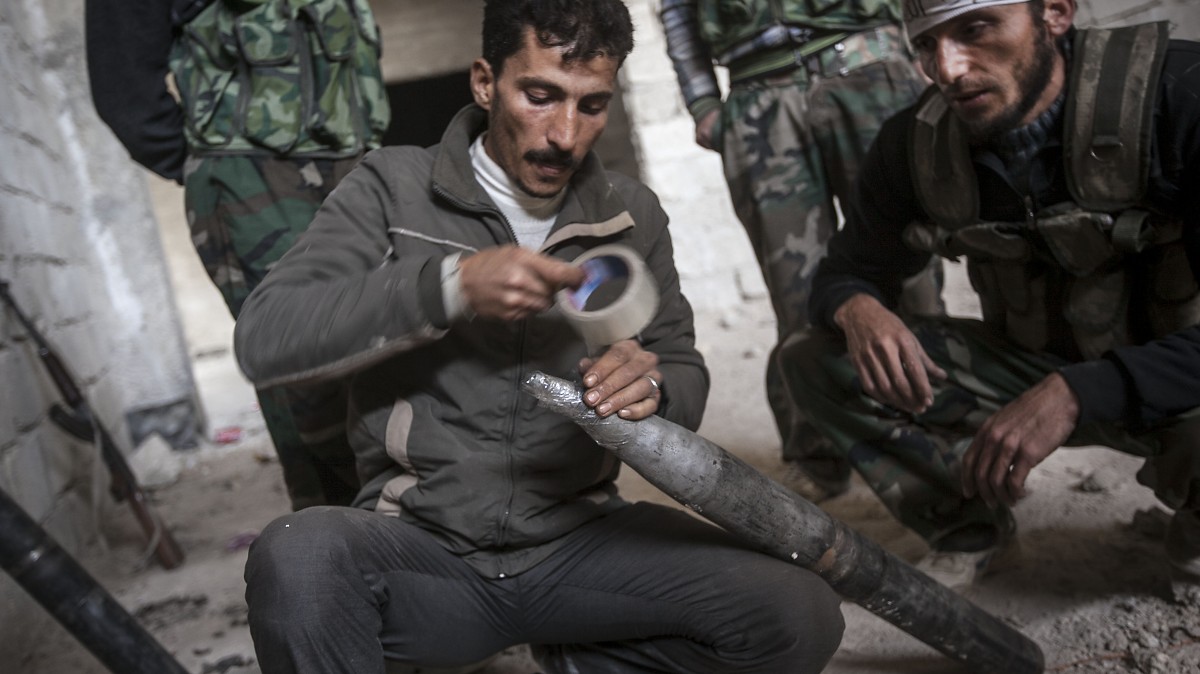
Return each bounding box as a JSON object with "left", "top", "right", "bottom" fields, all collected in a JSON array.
[{"left": 1, "top": 280, "right": 185, "bottom": 570}]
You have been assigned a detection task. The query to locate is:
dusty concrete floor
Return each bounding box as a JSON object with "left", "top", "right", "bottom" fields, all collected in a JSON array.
[{"left": 16, "top": 176, "right": 1200, "bottom": 674}]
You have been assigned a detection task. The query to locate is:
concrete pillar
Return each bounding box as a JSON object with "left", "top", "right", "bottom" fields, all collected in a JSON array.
[
  {"left": 1, "top": 0, "right": 199, "bottom": 659},
  {"left": 8, "top": 0, "right": 199, "bottom": 448}
]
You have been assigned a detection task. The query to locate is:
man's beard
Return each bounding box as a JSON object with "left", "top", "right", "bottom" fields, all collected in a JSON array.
[{"left": 966, "top": 33, "right": 1058, "bottom": 143}]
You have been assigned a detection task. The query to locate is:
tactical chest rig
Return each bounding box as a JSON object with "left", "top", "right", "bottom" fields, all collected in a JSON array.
[
  {"left": 170, "top": 0, "right": 389, "bottom": 157},
  {"left": 903, "top": 22, "right": 1200, "bottom": 360}
]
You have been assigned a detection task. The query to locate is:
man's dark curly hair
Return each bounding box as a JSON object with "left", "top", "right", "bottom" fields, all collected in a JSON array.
[{"left": 482, "top": 0, "right": 635, "bottom": 77}]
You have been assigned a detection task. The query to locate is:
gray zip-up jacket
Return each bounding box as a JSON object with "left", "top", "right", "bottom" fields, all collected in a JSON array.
[{"left": 235, "top": 105, "right": 709, "bottom": 577}]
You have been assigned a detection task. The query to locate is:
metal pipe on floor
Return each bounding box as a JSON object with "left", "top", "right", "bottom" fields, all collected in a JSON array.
[
  {"left": 0, "top": 486, "right": 188, "bottom": 674},
  {"left": 523, "top": 371, "right": 1044, "bottom": 674}
]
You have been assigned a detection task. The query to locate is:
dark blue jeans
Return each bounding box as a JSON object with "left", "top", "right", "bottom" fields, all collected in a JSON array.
[{"left": 244, "top": 502, "right": 844, "bottom": 673}]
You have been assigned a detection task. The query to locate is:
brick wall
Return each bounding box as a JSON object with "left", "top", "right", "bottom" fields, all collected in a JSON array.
[{"left": 0, "top": 0, "right": 197, "bottom": 661}]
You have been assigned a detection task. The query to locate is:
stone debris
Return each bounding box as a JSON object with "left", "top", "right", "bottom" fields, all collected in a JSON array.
[
  {"left": 1045, "top": 591, "right": 1200, "bottom": 673},
  {"left": 133, "top": 594, "right": 209, "bottom": 632},
  {"left": 741, "top": 346, "right": 764, "bottom": 359},
  {"left": 200, "top": 654, "right": 255, "bottom": 674},
  {"left": 130, "top": 433, "right": 186, "bottom": 489},
  {"left": 1072, "top": 469, "right": 1121, "bottom": 494},
  {"left": 222, "top": 602, "right": 250, "bottom": 628}
]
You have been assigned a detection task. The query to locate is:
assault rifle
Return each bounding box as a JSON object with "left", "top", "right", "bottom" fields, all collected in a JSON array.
[{"left": 0, "top": 280, "right": 185, "bottom": 570}]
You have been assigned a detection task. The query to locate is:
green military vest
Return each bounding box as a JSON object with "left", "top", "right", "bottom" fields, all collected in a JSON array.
[
  {"left": 697, "top": 0, "right": 902, "bottom": 60},
  {"left": 170, "top": 0, "right": 389, "bottom": 157},
  {"left": 903, "top": 22, "right": 1200, "bottom": 360}
]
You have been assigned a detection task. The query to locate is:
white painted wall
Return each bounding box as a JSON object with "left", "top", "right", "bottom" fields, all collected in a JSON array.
[
  {"left": 371, "top": 0, "right": 484, "bottom": 82},
  {"left": 1077, "top": 0, "right": 1199, "bottom": 38}
]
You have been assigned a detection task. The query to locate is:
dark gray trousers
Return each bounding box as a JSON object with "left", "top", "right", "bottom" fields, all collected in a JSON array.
[{"left": 244, "top": 502, "right": 844, "bottom": 674}]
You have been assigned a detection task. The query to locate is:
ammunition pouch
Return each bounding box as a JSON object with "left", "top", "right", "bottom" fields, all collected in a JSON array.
[
  {"left": 170, "top": 0, "right": 389, "bottom": 157},
  {"left": 905, "top": 205, "right": 1199, "bottom": 359}
]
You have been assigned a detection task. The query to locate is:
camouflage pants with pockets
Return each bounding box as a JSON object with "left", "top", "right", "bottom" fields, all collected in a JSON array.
[
  {"left": 717, "top": 38, "right": 934, "bottom": 485},
  {"left": 781, "top": 317, "right": 1200, "bottom": 548},
  {"left": 184, "top": 154, "right": 361, "bottom": 510}
]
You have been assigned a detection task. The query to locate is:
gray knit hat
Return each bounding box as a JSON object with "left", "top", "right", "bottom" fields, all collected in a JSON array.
[{"left": 903, "top": 0, "right": 1030, "bottom": 39}]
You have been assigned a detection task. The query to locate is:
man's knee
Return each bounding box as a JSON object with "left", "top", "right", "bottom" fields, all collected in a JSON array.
[
  {"left": 715, "top": 562, "right": 844, "bottom": 672},
  {"left": 762, "top": 569, "right": 844, "bottom": 669},
  {"left": 246, "top": 507, "right": 357, "bottom": 594},
  {"left": 777, "top": 327, "right": 848, "bottom": 401}
]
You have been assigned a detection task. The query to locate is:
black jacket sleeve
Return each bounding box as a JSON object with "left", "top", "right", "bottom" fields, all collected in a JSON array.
[
  {"left": 85, "top": 0, "right": 189, "bottom": 183},
  {"left": 660, "top": 0, "right": 722, "bottom": 123},
  {"left": 809, "top": 108, "right": 932, "bottom": 330}
]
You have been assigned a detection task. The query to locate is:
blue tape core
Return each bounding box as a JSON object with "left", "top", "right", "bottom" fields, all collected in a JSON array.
[{"left": 564, "top": 256, "right": 629, "bottom": 311}]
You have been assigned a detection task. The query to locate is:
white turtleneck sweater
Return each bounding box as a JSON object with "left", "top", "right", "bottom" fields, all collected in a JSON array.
[{"left": 442, "top": 133, "right": 569, "bottom": 322}]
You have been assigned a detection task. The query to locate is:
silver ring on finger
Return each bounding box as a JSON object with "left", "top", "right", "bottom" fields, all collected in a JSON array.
[{"left": 644, "top": 375, "right": 660, "bottom": 398}]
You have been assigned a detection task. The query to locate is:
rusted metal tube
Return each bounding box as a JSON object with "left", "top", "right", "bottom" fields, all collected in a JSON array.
[
  {"left": 523, "top": 372, "right": 1044, "bottom": 674},
  {"left": 0, "top": 486, "right": 188, "bottom": 674}
]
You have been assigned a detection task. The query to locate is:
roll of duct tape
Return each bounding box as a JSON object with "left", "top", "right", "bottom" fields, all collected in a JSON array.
[{"left": 556, "top": 244, "right": 660, "bottom": 349}]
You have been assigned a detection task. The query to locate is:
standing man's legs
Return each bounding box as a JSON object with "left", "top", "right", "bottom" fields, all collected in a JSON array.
[
  {"left": 184, "top": 155, "right": 360, "bottom": 509},
  {"left": 245, "top": 503, "right": 845, "bottom": 674},
  {"left": 720, "top": 42, "right": 927, "bottom": 501}
]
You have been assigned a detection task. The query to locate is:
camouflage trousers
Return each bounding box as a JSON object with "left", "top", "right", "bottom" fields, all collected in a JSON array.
[
  {"left": 184, "top": 154, "right": 361, "bottom": 510},
  {"left": 781, "top": 317, "right": 1200, "bottom": 547},
  {"left": 717, "top": 42, "right": 936, "bottom": 484}
]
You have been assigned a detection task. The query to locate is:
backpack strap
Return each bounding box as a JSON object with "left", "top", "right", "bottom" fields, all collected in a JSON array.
[
  {"left": 1064, "top": 22, "right": 1170, "bottom": 211},
  {"left": 909, "top": 85, "right": 979, "bottom": 229}
]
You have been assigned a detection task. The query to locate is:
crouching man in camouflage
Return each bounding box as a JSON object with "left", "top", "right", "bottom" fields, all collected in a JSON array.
[{"left": 782, "top": 0, "right": 1200, "bottom": 591}]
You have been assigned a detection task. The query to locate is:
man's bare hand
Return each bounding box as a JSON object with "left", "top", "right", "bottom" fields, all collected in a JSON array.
[
  {"left": 578, "top": 340, "right": 662, "bottom": 420},
  {"left": 695, "top": 109, "right": 720, "bottom": 151},
  {"left": 960, "top": 373, "right": 1080, "bottom": 508},
  {"left": 458, "top": 246, "right": 585, "bottom": 322},
  {"left": 834, "top": 294, "right": 947, "bottom": 414}
]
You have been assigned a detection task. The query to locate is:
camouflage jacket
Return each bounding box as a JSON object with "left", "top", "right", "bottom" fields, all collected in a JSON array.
[
  {"left": 170, "top": 0, "right": 389, "bottom": 158},
  {"left": 234, "top": 106, "right": 709, "bottom": 578},
  {"left": 811, "top": 36, "right": 1200, "bottom": 429},
  {"left": 661, "top": 0, "right": 905, "bottom": 120},
  {"left": 86, "top": 0, "right": 388, "bottom": 182}
]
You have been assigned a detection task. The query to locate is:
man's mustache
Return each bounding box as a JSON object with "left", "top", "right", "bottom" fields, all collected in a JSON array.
[
  {"left": 941, "top": 78, "right": 988, "bottom": 98},
  {"left": 525, "top": 147, "right": 575, "bottom": 169}
]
